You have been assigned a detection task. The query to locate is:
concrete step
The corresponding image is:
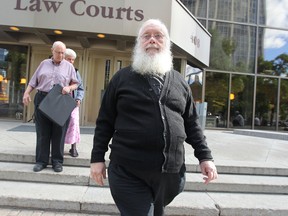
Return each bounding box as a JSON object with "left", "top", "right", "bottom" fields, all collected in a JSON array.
[
  {"left": 0, "top": 207, "right": 113, "bottom": 216},
  {"left": 1, "top": 123, "right": 288, "bottom": 215},
  {"left": 233, "top": 129, "right": 288, "bottom": 141},
  {"left": 0, "top": 161, "right": 287, "bottom": 195},
  {"left": 1, "top": 180, "right": 288, "bottom": 216},
  {"left": 1, "top": 151, "right": 288, "bottom": 176},
  {"left": 185, "top": 172, "right": 288, "bottom": 194}
]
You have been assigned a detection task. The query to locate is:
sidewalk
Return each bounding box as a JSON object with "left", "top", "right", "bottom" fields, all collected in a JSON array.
[
  {"left": 1, "top": 120, "right": 288, "bottom": 215},
  {"left": 1, "top": 120, "right": 288, "bottom": 169}
]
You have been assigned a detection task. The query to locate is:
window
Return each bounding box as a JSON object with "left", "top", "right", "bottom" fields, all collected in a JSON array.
[{"left": 0, "top": 45, "right": 27, "bottom": 120}]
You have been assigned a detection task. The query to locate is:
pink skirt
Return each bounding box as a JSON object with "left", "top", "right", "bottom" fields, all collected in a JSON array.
[{"left": 65, "top": 107, "right": 80, "bottom": 144}]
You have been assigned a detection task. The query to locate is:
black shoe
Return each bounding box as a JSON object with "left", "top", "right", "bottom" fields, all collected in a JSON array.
[
  {"left": 53, "top": 164, "right": 63, "bottom": 172},
  {"left": 69, "top": 148, "right": 79, "bottom": 157},
  {"left": 33, "top": 164, "right": 46, "bottom": 172}
]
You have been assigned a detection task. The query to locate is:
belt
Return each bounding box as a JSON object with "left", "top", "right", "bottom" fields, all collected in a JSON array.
[{"left": 37, "top": 90, "right": 48, "bottom": 96}]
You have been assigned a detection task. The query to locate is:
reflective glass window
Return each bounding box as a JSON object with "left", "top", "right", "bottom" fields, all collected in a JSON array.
[
  {"left": 185, "top": 64, "right": 203, "bottom": 102},
  {"left": 0, "top": 45, "right": 27, "bottom": 120},
  {"left": 104, "top": 60, "right": 110, "bottom": 89},
  {"left": 208, "top": 0, "right": 257, "bottom": 24},
  {"left": 259, "top": 0, "right": 288, "bottom": 28},
  {"left": 255, "top": 77, "right": 278, "bottom": 130},
  {"left": 280, "top": 79, "right": 288, "bottom": 132},
  {"left": 180, "top": 0, "right": 207, "bottom": 18},
  {"left": 230, "top": 74, "right": 254, "bottom": 128},
  {"left": 208, "top": 21, "right": 256, "bottom": 73},
  {"left": 198, "top": 19, "right": 207, "bottom": 28},
  {"left": 205, "top": 71, "right": 229, "bottom": 128},
  {"left": 258, "top": 28, "right": 288, "bottom": 77}
]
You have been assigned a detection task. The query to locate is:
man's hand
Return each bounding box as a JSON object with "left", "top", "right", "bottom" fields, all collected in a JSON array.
[
  {"left": 23, "top": 92, "right": 31, "bottom": 106},
  {"left": 23, "top": 86, "right": 33, "bottom": 106},
  {"left": 62, "top": 86, "right": 71, "bottom": 95},
  {"left": 200, "top": 160, "right": 218, "bottom": 184},
  {"left": 90, "top": 162, "right": 107, "bottom": 186},
  {"left": 76, "top": 100, "right": 81, "bottom": 107}
]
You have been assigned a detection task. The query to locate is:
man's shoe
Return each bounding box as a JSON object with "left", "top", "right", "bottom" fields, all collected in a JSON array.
[
  {"left": 69, "top": 148, "right": 79, "bottom": 157},
  {"left": 33, "top": 164, "right": 46, "bottom": 172},
  {"left": 53, "top": 164, "right": 63, "bottom": 172}
]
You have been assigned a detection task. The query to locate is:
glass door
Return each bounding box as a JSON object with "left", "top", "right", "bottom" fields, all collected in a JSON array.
[{"left": 0, "top": 45, "right": 27, "bottom": 120}]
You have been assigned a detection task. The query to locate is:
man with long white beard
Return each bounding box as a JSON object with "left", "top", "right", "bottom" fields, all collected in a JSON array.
[{"left": 90, "top": 19, "right": 218, "bottom": 216}]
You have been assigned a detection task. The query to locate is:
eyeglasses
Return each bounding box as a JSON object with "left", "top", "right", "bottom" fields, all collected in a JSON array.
[
  {"left": 53, "top": 51, "right": 65, "bottom": 55},
  {"left": 141, "top": 33, "right": 164, "bottom": 41}
]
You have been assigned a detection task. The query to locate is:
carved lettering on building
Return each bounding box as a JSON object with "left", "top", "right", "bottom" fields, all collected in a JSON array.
[
  {"left": 14, "top": 0, "right": 63, "bottom": 12},
  {"left": 190, "top": 35, "right": 200, "bottom": 48},
  {"left": 14, "top": 0, "right": 144, "bottom": 21}
]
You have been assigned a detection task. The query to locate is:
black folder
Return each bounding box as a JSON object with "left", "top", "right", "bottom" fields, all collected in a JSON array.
[{"left": 38, "top": 84, "right": 76, "bottom": 126}]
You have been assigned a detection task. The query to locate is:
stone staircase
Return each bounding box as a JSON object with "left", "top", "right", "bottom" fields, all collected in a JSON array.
[{"left": 0, "top": 151, "right": 288, "bottom": 216}]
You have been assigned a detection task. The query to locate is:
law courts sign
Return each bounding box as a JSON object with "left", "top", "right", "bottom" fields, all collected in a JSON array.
[
  {"left": 14, "top": 0, "right": 145, "bottom": 21},
  {"left": 0, "top": 0, "right": 210, "bottom": 67}
]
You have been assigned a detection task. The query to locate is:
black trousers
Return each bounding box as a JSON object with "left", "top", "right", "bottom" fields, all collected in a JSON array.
[
  {"left": 34, "top": 92, "right": 70, "bottom": 166},
  {"left": 108, "top": 162, "right": 186, "bottom": 216}
]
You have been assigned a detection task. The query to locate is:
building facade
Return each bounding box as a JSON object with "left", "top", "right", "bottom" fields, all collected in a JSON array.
[
  {"left": 181, "top": 0, "right": 288, "bottom": 132},
  {"left": 0, "top": 0, "right": 210, "bottom": 126},
  {"left": 1, "top": 0, "right": 287, "bottom": 132}
]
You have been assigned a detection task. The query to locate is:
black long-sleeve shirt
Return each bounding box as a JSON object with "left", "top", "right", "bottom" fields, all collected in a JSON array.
[{"left": 91, "top": 66, "right": 213, "bottom": 173}]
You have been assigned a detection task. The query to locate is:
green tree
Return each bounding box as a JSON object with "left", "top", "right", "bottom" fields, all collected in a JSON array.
[
  {"left": 257, "top": 56, "right": 273, "bottom": 75},
  {"left": 273, "top": 53, "right": 288, "bottom": 76},
  {"left": 209, "top": 29, "right": 233, "bottom": 71}
]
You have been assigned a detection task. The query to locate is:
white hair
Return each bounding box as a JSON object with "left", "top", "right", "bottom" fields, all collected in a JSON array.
[
  {"left": 65, "top": 48, "right": 77, "bottom": 59},
  {"left": 137, "top": 19, "right": 170, "bottom": 47},
  {"left": 52, "top": 41, "right": 66, "bottom": 49},
  {"left": 132, "top": 19, "right": 173, "bottom": 76}
]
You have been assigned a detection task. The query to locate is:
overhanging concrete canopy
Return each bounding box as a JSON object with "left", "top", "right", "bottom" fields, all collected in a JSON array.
[{"left": 0, "top": 0, "right": 210, "bottom": 67}]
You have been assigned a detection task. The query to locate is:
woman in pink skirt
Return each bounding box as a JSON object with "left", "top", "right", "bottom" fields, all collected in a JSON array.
[{"left": 64, "top": 48, "right": 85, "bottom": 157}]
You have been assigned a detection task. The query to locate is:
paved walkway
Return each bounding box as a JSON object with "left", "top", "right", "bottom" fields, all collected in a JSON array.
[
  {"left": 0, "top": 120, "right": 288, "bottom": 215},
  {"left": 1, "top": 120, "right": 288, "bottom": 169}
]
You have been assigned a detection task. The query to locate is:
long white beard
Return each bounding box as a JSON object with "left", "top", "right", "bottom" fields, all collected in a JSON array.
[{"left": 132, "top": 45, "right": 173, "bottom": 76}]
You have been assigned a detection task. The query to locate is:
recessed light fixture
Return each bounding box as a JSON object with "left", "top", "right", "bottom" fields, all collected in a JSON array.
[
  {"left": 10, "top": 26, "right": 20, "bottom": 31},
  {"left": 97, "top": 33, "right": 105, "bottom": 38},
  {"left": 20, "top": 78, "right": 26, "bottom": 84},
  {"left": 54, "top": 30, "right": 63, "bottom": 35}
]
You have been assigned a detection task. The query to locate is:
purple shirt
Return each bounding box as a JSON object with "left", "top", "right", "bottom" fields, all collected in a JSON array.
[{"left": 29, "top": 59, "right": 78, "bottom": 92}]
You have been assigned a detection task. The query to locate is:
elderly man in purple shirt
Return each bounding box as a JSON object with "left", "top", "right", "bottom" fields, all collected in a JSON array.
[{"left": 23, "top": 41, "right": 79, "bottom": 173}]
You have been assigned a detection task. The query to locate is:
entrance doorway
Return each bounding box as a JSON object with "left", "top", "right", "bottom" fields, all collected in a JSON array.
[
  {"left": 0, "top": 45, "right": 27, "bottom": 120},
  {"left": 83, "top": 51, "right": 131, "bottom": 126}
]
